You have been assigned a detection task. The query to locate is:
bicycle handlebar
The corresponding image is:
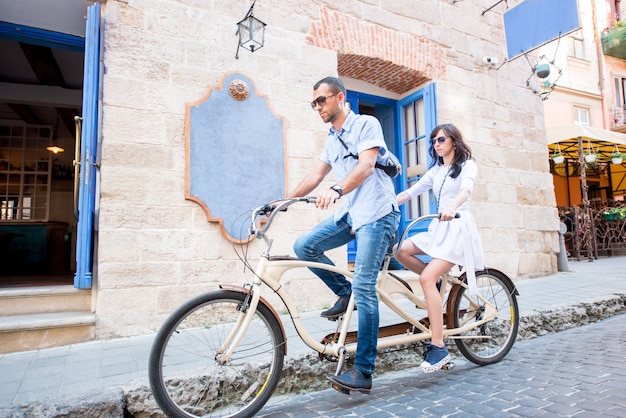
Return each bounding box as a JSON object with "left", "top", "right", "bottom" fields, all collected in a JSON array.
[
  {"left": 393, "top": 212, "right": 460, "bottom": 257},
  {"left": 251, "top": 197, "right": 459, "bottom": 257},
  {"left": 250, "top": 196, "right": 317, "bottom": 237}
]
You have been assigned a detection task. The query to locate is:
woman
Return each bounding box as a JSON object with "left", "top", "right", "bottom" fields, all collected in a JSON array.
[{"left": 395, "top": 123, "right": 484, "bottom": 373}]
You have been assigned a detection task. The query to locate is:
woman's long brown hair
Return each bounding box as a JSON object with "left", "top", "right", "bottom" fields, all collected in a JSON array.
[{"left": 428, "top": 123, "right": 473, "bottom": 178}]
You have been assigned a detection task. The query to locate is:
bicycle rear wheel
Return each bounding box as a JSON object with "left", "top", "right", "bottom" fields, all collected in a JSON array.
[
  {"left": 449, "top": 269, "right": 519, "bottom": 365},
  {"left": 149, "top": 289, "right": 285, "bottom": 418}
]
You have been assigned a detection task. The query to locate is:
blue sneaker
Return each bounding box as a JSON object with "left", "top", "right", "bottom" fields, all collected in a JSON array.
[{"left": 420, "top": 343, "right": 451, "bottom": 373}]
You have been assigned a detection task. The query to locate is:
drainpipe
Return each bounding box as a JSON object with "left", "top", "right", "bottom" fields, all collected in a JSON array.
[{"left": 593, "top": 0, "right": 610, "bottom": 129}]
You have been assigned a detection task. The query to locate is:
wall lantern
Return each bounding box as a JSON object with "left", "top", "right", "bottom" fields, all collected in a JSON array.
[{"left": 235, "top": 1, "right": 266, "bottom": 59}]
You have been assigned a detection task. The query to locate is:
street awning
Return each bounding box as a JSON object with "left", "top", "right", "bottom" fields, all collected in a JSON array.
[{"left": 547, "top": 125, "right": 626, "bottom": 162}]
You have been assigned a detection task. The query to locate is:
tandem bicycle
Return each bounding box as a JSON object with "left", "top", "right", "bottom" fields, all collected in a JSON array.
[{"left": 148, "top": 196, "right": 520, "bottom": 417}]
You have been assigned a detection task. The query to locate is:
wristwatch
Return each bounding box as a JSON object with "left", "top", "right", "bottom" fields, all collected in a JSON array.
[{"left": 330, "top": 184, "right": 343, "bottom": 197}]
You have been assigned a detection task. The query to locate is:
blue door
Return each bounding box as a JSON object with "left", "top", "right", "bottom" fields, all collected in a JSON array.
[
  {"left": 74, "top": 2, "right": 101, "bottom": 289},
  {"left": 345, "top": 92, "right": 398, "bottom": 265},
  {"left": 346, "top": 86, "right": 437, "bottom": 231},
  {"left": 344, "top": 87, "right": 437, "bottom": 266}
]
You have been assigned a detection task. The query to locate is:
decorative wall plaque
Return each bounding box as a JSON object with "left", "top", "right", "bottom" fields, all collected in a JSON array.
[{"left": 186, "top": 72, "right": 286, "bottom": 243}]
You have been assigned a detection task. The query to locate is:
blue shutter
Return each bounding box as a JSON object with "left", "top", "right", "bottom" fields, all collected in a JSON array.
[{"left": 74, "top": 2, "right": 101, "bottom": 289}]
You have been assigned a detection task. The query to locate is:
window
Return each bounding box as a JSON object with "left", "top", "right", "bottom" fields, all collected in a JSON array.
[
  {"left": 618, "top": 0, "right": 626, "bottom": 22},
  {"left": 401, "top": 97, "right": 430, "bottom": 219},
  {"left": 0, "top": 123, "right": 52, "bottom": 221},
  {"left": 612, "top": 76, "right": 626, "bottom": 126},
  {"left": 569, "top": 30, "right": 585, "bottom": 60},
  {"left": 573, "top": 107, "right": 590, "bottom": 126}
]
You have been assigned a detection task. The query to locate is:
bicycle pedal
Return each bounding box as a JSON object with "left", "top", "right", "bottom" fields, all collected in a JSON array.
[
  {"left": 441, "top": 362, "right": 455, "bottom": 370},
  {"left": 331, "top": 383, "right": 351, "bottom": 395}
]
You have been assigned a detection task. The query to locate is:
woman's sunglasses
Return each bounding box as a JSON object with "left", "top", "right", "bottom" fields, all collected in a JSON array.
[
  {"left": 431, "top": 136, "right": 448, "bottom": 145},
  {"left": 311, "top": 94, "right": 337, "bottom": 109}
]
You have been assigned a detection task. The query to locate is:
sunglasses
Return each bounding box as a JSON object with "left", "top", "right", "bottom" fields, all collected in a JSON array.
[
  {"left": 431, "top": 136, "right": 448, "bottom": 145},
  {"left": 311, "top": 94, "right": 337, "bottom": 109}
]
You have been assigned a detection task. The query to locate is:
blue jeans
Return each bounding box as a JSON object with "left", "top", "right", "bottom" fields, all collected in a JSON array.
[{"left": 294, "top": 210, "right": 400, "bottom": 374}]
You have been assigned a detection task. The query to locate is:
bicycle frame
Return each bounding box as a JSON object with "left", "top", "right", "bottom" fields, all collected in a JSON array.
[{"left": 218, "top": 197, "right": 499, "bottom": 363}]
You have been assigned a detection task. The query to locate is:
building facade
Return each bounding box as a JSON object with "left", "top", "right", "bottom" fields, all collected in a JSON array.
[{"left": 0, "top": 0, "right": 560, "bottom": 347}]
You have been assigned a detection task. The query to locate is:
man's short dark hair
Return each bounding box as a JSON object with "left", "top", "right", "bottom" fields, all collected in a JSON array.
[{"left": 313, "top": 77, "right": 346, "bottom": 95}]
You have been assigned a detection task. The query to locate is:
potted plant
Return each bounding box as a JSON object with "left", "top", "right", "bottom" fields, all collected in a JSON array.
[
  {"left": 584, "top": 152, "right": 597, "bottom": 163},
  {"left": 602, "top": 20, "right": 626, "bottom": 60},
  {"left": 551, "top": 152, "right": 564, "bottom": 164},
  {"left": 584, "top": 140, "right": 597, "bottom": 163},
  {"left": 611, "top": 145, "right": 623, "bottom": 165},
  {"left": 551, "top": 144, "right": 564, "bottom": 164},
  {"left": 602, "top": 207, "right": 626, "bottom": 221}
]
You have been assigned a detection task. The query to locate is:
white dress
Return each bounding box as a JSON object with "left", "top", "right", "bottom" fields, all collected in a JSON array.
[{"left": 405, "top": 161, "right": 485, "bottom": 294}]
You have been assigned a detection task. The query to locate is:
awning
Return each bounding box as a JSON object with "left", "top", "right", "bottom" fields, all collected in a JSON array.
[
  {"left": 547, "top": 125, "right": 626, "bottom": 161},
  {"left": 546, "top": 125, "right": 626, "bottom": 261}
]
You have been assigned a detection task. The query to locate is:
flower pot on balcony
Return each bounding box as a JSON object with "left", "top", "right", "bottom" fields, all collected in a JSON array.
[{"left": 612, "top": 156, "right": 623, "bottom": 165}]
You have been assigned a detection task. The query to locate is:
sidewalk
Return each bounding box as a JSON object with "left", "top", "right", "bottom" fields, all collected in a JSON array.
[{"left": 1, "top": 256, "right": 625, "bottom": 416}]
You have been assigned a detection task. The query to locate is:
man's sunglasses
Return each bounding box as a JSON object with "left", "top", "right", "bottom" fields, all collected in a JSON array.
[
  {"left": 311, "top": 94, "right": 337, "bottom": 109},
  {"left": 431, "top": 136, "right": 448, "bottom": 145}
]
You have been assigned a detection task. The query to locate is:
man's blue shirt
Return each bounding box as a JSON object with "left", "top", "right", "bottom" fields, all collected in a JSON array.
[{"left": 321, "top": 111, "right": 398, "bottom": 231}]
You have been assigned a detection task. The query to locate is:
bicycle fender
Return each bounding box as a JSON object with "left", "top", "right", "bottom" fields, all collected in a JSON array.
[{"left": 219, "top": 283, "right": 288, "bottom": 355}]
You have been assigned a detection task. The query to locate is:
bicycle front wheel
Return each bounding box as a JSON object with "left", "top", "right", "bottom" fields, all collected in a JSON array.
[
  {"left": 148, "top": 289, "right": 285, "bottom": 418},
  {"left": 449, "top": 269, "right": 519, "bottom": 365}
]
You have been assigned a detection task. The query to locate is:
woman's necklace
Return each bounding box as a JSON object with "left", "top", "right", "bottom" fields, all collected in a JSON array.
[{"left": 437, "top": 165, "right": 452, "bottom": 213}]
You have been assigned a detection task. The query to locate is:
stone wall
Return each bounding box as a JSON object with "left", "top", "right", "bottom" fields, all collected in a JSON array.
[{"left": 94, "top": 0, "right": 558, "bottom": 338}]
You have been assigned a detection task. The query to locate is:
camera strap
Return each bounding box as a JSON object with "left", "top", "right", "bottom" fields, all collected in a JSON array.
[{"left": 337, "top": 134, "right": 386, "bottom": 169}]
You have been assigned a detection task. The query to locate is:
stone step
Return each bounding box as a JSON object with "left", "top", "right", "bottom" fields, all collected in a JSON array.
[
  {"left": 0, "top": 285, "right": 91, "bottom": 316},
  {"left": 0, "top": 311, "right": 96, "bottom": 353}
]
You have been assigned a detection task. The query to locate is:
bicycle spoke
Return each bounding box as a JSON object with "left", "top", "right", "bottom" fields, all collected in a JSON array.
[
  {"left": 149, "top": 291, "right": 285, "bottom": 417},
  {"left": 451, "top": 269, "right": 519, "bottom": 365}
]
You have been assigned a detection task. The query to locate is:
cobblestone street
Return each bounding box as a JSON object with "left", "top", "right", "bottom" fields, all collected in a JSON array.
[{"left": 258, "top": 313, "right": 626, "bottom": 417}]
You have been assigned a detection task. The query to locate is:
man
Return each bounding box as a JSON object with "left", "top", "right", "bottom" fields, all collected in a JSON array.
[{"left": 288, "top": 76, "right": 400, "bottom": 393}]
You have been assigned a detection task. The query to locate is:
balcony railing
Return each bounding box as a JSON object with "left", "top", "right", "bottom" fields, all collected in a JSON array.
[
  {"left": 602, "top": 24, "right": 626, "bottom": 60},
  {"left": 612, "top": 105, "right": 624, "bottom": 128}
]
